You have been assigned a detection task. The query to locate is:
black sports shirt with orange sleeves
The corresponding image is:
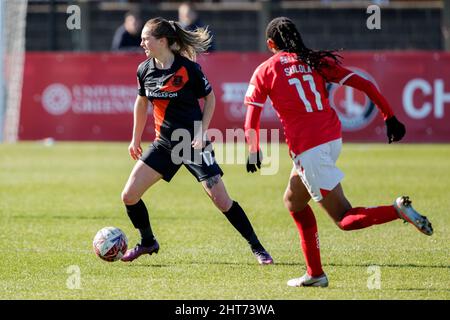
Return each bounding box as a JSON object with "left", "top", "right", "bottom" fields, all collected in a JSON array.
[{"left": 137, "top": 54, "right": 212, "bottom": 149}]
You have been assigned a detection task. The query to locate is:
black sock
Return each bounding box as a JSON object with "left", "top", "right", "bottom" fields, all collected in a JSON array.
[
  {"left": 223, "top": 201, "right": 263, "bottom": 250},
  {"left": 125, "top": 199, "right": 155, "bottom": 247},
  {"left": 139, "top": 227, "right": 156, "bottom": 247}
]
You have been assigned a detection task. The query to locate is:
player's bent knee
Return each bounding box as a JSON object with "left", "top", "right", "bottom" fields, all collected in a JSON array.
[
  {"left": 286, "top": 202, "right": 308, "bottom": 213},
  {"left": 283, "top": 194, "right": 307, "bottom": 212},
  {"left": 216, "top": 199, "right": 233, "bottom": 212},
  {"left": 213, "top": 196, "right": 233, "bottom": 212},
  {"left": 208, "top": 187, "right": 233, "bottom": 212},
  {"left": 284, "top": 199, "right": 294, "bottom": 212},
  {"left": 329, "top": 209, "right": 351, "bottom": 230},
  {"left": 283, "top": 192, "right": 292, "bottom": 209},
  {"left": 121, "top": 190, "right": 139, "bottom": 206},
  {"left": 284, "top": 198, "right": 295, "bottom": 211}
]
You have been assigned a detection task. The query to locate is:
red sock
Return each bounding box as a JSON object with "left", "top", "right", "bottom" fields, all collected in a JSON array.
[
  {"left": 290, "top": 206, "right": 324, "bottom": 277},
  {"left": 339, "top": 205, "right": 399, "bottom": 231}
]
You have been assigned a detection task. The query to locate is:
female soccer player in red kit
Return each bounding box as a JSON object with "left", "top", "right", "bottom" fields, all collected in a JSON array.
[{"left": 244, "top": 17, "right": 433, "bottom": 287}]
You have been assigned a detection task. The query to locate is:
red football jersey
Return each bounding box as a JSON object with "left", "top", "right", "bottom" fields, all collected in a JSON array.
[{"left": 245, "top": 51, "right": 355, "bottom": 155}]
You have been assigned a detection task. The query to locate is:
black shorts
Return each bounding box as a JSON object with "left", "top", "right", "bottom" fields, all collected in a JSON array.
[{"left": 140, "top": 141, "right": 223, "bottom": 182}]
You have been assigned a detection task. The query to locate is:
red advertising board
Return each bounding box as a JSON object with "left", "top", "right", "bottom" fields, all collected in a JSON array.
[{"left": 19, "top": 52, "right": 450, "bottom": 143}]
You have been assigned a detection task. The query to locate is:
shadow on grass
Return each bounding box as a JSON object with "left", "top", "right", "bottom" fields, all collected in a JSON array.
[
  {"left": 123, "top": 262, "right": 263, "bottom": 268},
  {"left": 324, "top": 262, "right": 450, "bottom": 269},
  {"left": 12, "top": 215, "right": 112, "bottom": 220},
  {"left": 393, "top": 288, "right": 450, "bottom": 292},
  {"left": 122, "top": 261, "right": 450, "bottom": 269},
  {"left": 275, "top": 262, "right": 450, "bottom": 269}
]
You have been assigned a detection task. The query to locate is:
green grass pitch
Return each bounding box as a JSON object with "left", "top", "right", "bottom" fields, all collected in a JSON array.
[{"left": 0, "top": 142, "right": 449, "bottom": 299}]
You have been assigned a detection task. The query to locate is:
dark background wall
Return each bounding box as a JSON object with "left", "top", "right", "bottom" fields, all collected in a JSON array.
[{"left": 25, "top": 1, "right": 444, "bottom": 52}]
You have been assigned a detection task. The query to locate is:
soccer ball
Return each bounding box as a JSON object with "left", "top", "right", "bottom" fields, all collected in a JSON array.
[{"left": 93, "top": 227, "right": 128, "bottom": 262}]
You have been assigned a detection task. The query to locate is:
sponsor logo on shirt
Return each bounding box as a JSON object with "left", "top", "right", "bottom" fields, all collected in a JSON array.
[
  {"left": 172, "top": 75, "right": 184, "bottom": 87},
  {"left": 147, "top": 90, "right": 178, "bottom": 98}
]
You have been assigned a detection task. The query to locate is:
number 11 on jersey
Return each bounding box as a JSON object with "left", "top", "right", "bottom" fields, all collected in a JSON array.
[{"left": 288, "top": 75, "right": 323, "bottom": 112}]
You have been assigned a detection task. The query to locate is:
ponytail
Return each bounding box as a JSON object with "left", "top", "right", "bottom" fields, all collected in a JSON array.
[{"left": 144, "top": 17, "right": 212, "bottom": 61}]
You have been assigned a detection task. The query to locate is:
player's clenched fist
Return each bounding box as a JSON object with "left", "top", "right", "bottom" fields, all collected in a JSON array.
[
  {"left": 385, "top": 116, "right": 406, "bottom": 144},
  {"left": 128, "top": 140, "right": 142, "bottom": 160}
]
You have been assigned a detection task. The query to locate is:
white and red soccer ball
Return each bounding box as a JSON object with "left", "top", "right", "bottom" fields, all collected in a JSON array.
[{"left": 93, "top": 227, "right": 128, "bottom": 262}]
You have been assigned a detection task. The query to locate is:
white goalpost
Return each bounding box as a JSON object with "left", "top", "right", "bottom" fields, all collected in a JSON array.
[{"left": 0, "top": 0, "right": 28, "bottom": 143}]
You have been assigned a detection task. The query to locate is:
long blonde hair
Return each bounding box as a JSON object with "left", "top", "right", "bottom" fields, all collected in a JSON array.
[{"left": 144, "top": 17, "right": 212, "bottom": 61}]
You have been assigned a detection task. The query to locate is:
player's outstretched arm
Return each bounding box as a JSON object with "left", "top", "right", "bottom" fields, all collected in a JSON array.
[
  {"left": 344, "top": 74, "right": 406, "bottom": 143},
  {"left": 244, "top": 104, "right": 263, "bottom": 172},
  {"left": 129, "top": 95, "right": 149, "bottom": 160}
]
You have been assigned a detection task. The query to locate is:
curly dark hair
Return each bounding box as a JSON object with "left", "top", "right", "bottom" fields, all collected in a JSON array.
[{"left": 266, "top": 17, "right": 342, "bottom": 70}]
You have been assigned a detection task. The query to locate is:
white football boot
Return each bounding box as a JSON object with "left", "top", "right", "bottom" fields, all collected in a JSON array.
[
  {"left": 287, "top": 273, "right": 329, "bottom": 288},
  {"left": 393, "top": 196, "right": 433, "bottom": 236}
]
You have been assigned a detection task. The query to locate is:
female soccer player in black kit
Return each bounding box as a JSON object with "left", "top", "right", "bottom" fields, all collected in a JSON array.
[{"left": 120, "top": 17, "right": 273, "bottom": 264}]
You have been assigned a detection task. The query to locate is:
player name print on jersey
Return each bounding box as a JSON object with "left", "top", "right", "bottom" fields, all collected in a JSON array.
[{"left": 284, "top": 64, "right": 313, "bottom": 77}]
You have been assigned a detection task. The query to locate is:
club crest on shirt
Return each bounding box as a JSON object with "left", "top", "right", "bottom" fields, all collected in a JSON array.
[
  {"left": 172, "top": 75, "right": 184, "bottom": 87},
  {"left": 327, "top": 67, "right": 378, "bottom": 131}
]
